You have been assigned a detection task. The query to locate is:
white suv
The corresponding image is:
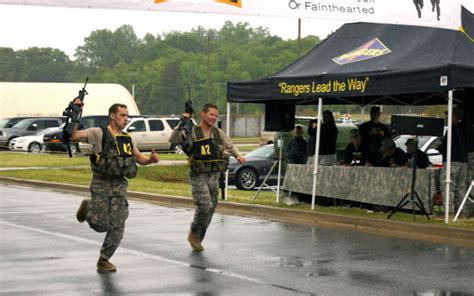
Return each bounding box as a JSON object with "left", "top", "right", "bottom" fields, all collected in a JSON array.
[{"left": 125, "top": 117, "right": 181, "bottom": 151}]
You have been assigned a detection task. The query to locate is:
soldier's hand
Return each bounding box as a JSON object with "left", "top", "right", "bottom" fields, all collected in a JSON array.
[
  {"left": 182, "top": 112, "right": 191, "bottom": 119},
  {"left": 73, "top": 98, "right": 84, "bottom": 109},
  {"left": 237, "top": 156, "right": 246, "bottom": 165},
  {"left": 149, "top": 148, "right": 160, "bottom": 164}
]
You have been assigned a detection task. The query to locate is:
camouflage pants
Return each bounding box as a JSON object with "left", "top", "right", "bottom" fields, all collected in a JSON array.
[
  {"left": 468, "top": 153, "right": 474, "bottom": 186},
  {"left": 189, "top": 171, "right": 220, "bottom": 242},
  {"left": 86, "top": 176, "right": 129, "bottom": 260},
  {"left": 439, "top": 162, "right": 468, "bottom": 214}
]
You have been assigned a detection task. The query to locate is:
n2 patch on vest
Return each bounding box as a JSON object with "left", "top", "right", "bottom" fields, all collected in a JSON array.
[
  {"left": 115, "top": 135, "right": 133, "bottom": 157},
  {"left": 193, "top": 138, "right": 219, "bottom": 161}
]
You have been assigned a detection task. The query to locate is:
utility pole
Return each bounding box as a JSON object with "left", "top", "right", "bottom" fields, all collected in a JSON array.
[
  {"left": 217, "top": 83, "right": 220, "bottom": 108},
  {"left": 298, "top": 18, "right": 302, "bottom": 57},
  {"left": 207, "top": 30, "right": 213, "bottom": 101}
]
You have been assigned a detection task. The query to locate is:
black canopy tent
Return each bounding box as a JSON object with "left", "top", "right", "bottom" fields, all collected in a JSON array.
[
  {"left": 226, "top": 7, "right": 474, "bottom": 222},
  {"left": 227, "top": 7, "right": 474, "bottom": 106}
]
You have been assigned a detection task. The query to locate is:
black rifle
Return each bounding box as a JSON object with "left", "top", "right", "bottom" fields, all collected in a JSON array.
[
  {"left": 219, "top": 172, "right": 226, "bottom": 200},
  {"left": 61, "top": 77, "right": 89, "bottom": 157},
  {"left": 177, "top": 96, "right": 195, "bottom": 156}
]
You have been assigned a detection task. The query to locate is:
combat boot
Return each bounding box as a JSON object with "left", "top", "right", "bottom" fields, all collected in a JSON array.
[
  {"left": 187, "top": 232, "right": 204, "bottom": 252},
  {"left": 97, "top": 257, "right": 117, "bottom": 273},
  {"left": 76, "top": 199, "right": 89, "bottom": 223}
]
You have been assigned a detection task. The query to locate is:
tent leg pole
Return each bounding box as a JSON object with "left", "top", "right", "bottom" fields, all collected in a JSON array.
[
  {"left": 445, "top": 90, "right": 454, "bottom": 224},
  {"left": 225, "top": 102, "right": 230, "bottom": 201},
  {"left": 276, "top": 133, "right": 283, "bottom": 204},
  {"left": 311, "top": 97, "right": 323, "bottom": 210}
]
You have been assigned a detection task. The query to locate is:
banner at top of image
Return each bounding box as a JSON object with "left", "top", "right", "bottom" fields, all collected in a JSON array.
[{"left": 0, "top": 0, "right": 462, "bottom": 31}]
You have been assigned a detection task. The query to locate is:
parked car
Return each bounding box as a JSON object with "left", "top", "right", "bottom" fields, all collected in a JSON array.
[
  {"left": 9, "top": 126, "right": 62, "bottom": 153},
  {"left": 0, "top": 117, "right": 64, "bottom": 150},
  {"left": 0, "top": 117, "right": 36, "bottom": 129},
  {"left": 77, "top": 114, "right": 145, "bottom": 130},
  {"left": 76, "top": 115, "right": 145, "bottom": 153},
  {"left": 393, "top": 135, "right": 443, "bottom": 167},
  {"left": 228, "top": 144, "right": 280, "bottom": 190},
  {"left": 42, "top": 128, "right": 80, "bottom": 154},
  {"left": 124, "top": 117, "right": 181, "bottom": 151}
]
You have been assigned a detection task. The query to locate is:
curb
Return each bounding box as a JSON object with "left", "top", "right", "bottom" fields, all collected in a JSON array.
[{"left": 1, "top": 176, "right": 473, "bottom": 248}]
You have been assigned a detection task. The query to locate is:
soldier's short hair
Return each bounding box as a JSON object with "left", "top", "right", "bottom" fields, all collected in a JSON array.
[
  {"left": 109, "top": 103, "right": 127, "bottom": 116},
  {"left": 202, "top": 103, "right": 218, "bottom": 113}
]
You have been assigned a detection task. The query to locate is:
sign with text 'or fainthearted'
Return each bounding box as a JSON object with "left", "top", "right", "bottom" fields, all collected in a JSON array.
[{"left": 0, "top": 0, "right": 462, "bottom": 31}]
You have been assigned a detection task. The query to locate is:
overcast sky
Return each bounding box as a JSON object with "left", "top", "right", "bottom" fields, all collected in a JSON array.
[{"left": 0, "top": 2, "right": 472, "bottom": 58}]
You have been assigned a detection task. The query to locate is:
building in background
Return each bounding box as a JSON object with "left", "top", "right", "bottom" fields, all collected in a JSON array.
[{"left": 0, "top": 82, "right": 140, "bottom": 118}]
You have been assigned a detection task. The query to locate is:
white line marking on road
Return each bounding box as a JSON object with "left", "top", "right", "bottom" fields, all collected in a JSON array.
[{"left": 0, "top": 220, "right": 264, "bottom": 284}]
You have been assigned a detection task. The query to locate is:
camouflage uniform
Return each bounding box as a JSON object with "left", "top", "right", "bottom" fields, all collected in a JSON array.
[
  {"left": 170, "top": 125, "right": 240, "bottom": 243},
  {"left": 461, "top": 152, "right": 474, "bottom": 216},
  {"left": 83, "top": 127, "right": 137, "bottom": 259},
  {"left": 189, "top": 171, "right": 220, "bottom": 241},
  {"left": 437, "top": 122, "right": 469, "bottom": 214},
  {"left": 440, "top": 162, "right": 468, "bottom": 214},
  {"left": 87, "top": 176, "right": 129, "bottom": 259},
  {"left": 468, "top": 153, "right": 474, "bottom": 185}
]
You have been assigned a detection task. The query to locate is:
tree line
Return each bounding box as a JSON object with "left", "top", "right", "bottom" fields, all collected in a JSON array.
[{"left": 0, "top": 22, "right": 321, "bottom": 115}]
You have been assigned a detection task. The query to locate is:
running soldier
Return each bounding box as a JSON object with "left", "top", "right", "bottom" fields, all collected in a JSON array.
[
  {"left": 71, "top": 103, "right": 159, "bottom": 272},
  {"left": 169, "top": 103, "right": 245, "bottom": 252}
]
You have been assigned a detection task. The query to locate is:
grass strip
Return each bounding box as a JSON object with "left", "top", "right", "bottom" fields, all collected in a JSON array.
[
  {"left": 0, "top": 152, "right": 187, "bottom": 168},
  {"left": 1, "top": 166, "right": 472, "bottom": 229}
]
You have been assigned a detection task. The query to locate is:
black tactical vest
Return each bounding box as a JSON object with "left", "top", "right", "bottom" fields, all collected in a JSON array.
[
  {"left": 90, "top": 126, "right": 138, "bottom": 179},
  {"left": 189, "top": 126, "right": 229, "bottom": 173}
]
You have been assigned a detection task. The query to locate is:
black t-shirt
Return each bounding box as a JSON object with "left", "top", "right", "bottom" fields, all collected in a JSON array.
[
  {"left": 438, "top": 123, "right": 468, "bottom": 163},
  {"left": 308, "top": 123, "right": 338, "bottom": 156},
  {"left": 377, "top": 148, "right": 408, "bottom": 167},
  {"left": 286, "top": 137, "right": 308, "bottom": 164},
  {"left": 406, "top": 149, "right": 431, "bottom": 169},
  {"left": 343, "top": 143, "right": 366, "bottom": 166},
  {"left": 359, "top": 121, "right": 390, "bottom": 163}
]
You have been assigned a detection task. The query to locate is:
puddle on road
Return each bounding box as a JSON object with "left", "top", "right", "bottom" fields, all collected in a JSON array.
[
  {"left": 254, "top": 255, "right": 312, "bottom": 268},
  {"left": 348, "top": 270, "right": 394, "bottom": 287},
  {"left": 306, "top": 268, "right": 337, "bottom": 277}
]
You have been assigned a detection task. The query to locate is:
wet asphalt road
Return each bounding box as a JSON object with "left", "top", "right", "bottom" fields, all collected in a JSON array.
[{"left": 1, "top": 183, "right": 473, "bottom": 295}]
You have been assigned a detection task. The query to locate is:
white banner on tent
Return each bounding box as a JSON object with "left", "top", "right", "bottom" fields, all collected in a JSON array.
[{"left": 0, "top": 0, "right": 462, "bottom": 30}]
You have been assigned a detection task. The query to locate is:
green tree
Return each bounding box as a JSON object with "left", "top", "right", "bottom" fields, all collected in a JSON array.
[
  {"left": 3, "top": 21, "right": 325, "bottom": 116},
  {"left": 0, "top": 47, "right": 21, "bottom": 81},
  {"left": 19, "top": 47, "right": 72, "bottom": 82},
  {"left": 75, "top": 25, "right": 140, "bottom": 68}
]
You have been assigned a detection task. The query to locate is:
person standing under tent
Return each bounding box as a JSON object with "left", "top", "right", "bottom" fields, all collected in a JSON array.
[
  {"left": 286, "top": 125, "right": 308, "bottom": 164},
  {"left": 307, "top": 110, "right": 338, "bottom": 166},
  {"left": 437, "top": 108, "right": 469, "bottom": 216},
  {"left": 359, "top": 106, "right": 390, "bottom": 165}
]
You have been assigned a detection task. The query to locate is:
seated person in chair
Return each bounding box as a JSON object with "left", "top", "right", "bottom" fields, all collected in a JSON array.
[
  {"left": 405, "top": 138, "right": 431, "bottom": 169},
  {"left": 341, "top": 129, "right": 367, "bottom": 166},
  {"left": 376, "top": 138, "right": 408, "bottom": 167}
]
